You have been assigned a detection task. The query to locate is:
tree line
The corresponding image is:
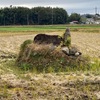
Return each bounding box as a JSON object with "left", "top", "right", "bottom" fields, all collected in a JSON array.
[{"left": 0, "top": 6, "right": 81, "bottom": 25}]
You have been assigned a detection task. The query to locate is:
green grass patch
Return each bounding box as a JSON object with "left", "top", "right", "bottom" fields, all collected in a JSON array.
[
  {"left": 0, "top": 24, "right": 100, "bottom": 36},
  {"left": 0, "top": 24, "right": 100, "bottom": 33}
]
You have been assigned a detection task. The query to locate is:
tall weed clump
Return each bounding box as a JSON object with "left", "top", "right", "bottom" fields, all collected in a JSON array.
[
  {"left": 16, "top": 40, "right": 98, "bottom": 73},
  {"left": 16, "top": 39, "right": 32, "bottom": 68}
]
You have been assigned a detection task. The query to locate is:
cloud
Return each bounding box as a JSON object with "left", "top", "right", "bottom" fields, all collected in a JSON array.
[{"left": 0, "top": 0, "right": 100, "bottom": 14}]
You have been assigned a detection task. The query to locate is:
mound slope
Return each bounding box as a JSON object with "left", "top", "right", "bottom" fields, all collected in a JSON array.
[{"left": 16, "top": 41, "right": 89, "bottom": 72}]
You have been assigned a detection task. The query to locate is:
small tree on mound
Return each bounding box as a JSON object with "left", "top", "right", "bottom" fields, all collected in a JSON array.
[{"left": 16, "top": 40, "right": 91, "bottom": 73}]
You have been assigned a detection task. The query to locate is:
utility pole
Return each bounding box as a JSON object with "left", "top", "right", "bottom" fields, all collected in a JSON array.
[
  {"left": 95, "top": 7, "right": 97, "bottom": 14},
  {"left": 38, "top": 13, "right": 39, "bottom": 25},
  {"left": 52, "top": 8, "right": 53, "bottom": 25},
  {"left": 4, "top": 17, "right": 5, "bottom": 25},
  {"left": 95, "top": 7, "right": 97, "bottom": 21},
  {"left": 14, "top": 14, "right": 15, "bottom": 25},
  {"left": 27, "top": 14, "right": 29, "bottom": 25}
]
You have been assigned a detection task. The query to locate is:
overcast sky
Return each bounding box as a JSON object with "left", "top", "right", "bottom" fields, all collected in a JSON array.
[{"left": 0, "top": 0, "right": 100, "bottom": 15}]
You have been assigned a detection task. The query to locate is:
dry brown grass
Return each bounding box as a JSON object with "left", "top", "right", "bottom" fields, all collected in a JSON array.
[
  {"left": 0, "top": 30, "right": 100, "bottom": 100},
  {"left": 71, "top": 32, "right": 100, "bottom": 58},
  {"left": 0, "top": 31, "right": 100, "bottom": 58}
]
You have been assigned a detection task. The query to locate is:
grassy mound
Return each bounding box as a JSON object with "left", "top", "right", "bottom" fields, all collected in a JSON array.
[{"left": 16, "top": 40, "right": 92, "bottom": 73}]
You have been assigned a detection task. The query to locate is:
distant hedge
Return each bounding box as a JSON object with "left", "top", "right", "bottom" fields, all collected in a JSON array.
[{"left": 0, "top": 7, "right": 68, "bottom": 25}]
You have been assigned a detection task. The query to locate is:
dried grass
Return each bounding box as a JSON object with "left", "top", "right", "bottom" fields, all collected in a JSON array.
[{"left": 16, "top": 42, "right": 92, "bottom": 73}]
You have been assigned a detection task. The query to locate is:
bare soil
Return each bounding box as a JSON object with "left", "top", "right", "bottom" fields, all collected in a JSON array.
[
  {"left": 0, "top": 32, "right": 100, "bottom": 100},
  {"left": 0, "top": 32, "right": 100, "bottom": 57}
]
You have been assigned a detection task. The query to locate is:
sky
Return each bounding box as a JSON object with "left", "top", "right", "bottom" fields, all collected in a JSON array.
[{"left": 0, "top": 0, "right": 100, "bottom": 15}]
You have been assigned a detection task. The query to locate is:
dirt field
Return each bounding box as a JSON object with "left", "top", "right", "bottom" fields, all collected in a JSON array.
[
  {"left": 0, "top": 31, "right": 100, "bottom": 100},
  {"left": 0, "top": 32, "right": 100, "bottom": 58}
]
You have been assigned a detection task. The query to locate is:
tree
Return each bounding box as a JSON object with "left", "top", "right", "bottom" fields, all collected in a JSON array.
[
  {"left": 31, "top": 7, "right": 52, "bottom": 25},
  {"left": 53, "top": 8, "right": 68, "bottom": 24},
  {"left": 15, "top": 7, "right": 30, "bottom": 25},
  {"left": 38, "top": 7, "right": 52, "bottom": 25},
  {"left": 0, "top": 7, "right": 69, "bottom": 25},
  {"left": 86, "top": 14, "right": 93, "bottom": 18},
  {"left": 69, "top": 13, "right": 81, "bottom": 23}
]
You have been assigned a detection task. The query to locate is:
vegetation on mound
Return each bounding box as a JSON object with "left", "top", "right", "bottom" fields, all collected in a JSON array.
[{"left": 16, "top": 40, "right": 100, "bottom": 73}]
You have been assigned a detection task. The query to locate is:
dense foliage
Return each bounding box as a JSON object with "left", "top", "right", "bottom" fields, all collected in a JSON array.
[
  {"left": 0, "top": 7, "right": 69, "bottom": 25},
  {"left": 69, "top": 13, "right": 81, "bottom": 23}
]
